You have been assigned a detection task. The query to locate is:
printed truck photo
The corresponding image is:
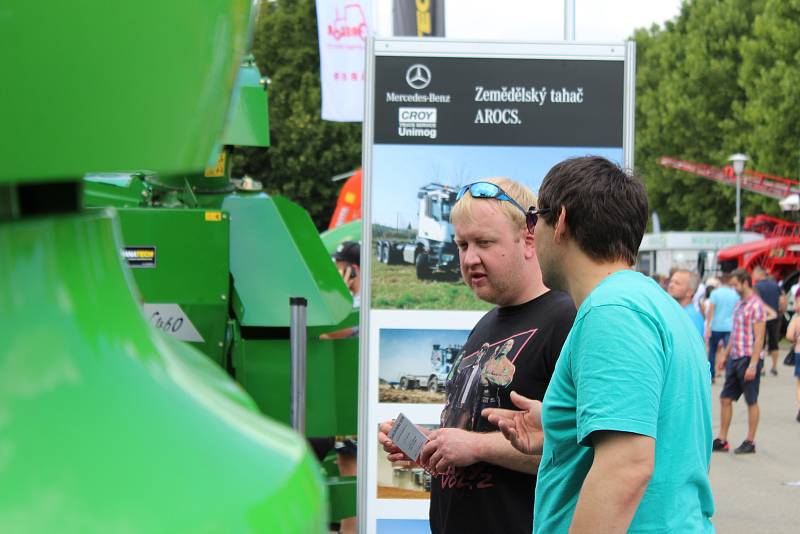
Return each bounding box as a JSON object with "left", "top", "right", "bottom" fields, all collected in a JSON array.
[
  {"left": 379, "top": 327, "right": 470, "bottom": 404},
  {"left": 374, "top": 183, "right": 459, "bottom": 281}
]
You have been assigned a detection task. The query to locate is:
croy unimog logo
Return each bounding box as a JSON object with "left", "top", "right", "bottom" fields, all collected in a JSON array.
[{"left": 327, "top": 3, "right": 368, "bottom": 41}]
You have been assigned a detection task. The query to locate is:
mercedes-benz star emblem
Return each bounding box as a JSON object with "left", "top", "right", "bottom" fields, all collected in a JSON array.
[{"left": 406, "top": 64, "right": 431, "bottom": 90}]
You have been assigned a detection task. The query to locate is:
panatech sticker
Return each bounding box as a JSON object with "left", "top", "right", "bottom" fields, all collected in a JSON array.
[{"left": 122, "top": 246, "right": 156, "bottom": 268}]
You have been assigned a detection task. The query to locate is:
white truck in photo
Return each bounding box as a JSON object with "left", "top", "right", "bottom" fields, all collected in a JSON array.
[{"left": 375, "top": 183, "right": 460, "bottom": 280}]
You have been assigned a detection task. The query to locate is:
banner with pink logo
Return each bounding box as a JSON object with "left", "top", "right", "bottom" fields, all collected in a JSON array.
[{"left": 316, "top": 0, "right": 374, "bottom": 121}]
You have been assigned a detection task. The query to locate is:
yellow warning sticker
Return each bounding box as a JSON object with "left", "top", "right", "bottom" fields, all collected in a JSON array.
[
  {"left": 205, "top": 211, "right": 223, "bottom": 222},
  {"left": 204, "top": 151, "right": 226, "bottom": 177}
]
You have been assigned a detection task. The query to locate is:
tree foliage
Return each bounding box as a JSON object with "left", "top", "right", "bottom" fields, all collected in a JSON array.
[
  {"left": 235, "top": 0, "right": 800, "bottom": 232},
  {"left": 634, "top": 0, "right": 797, "bottom": 231},
  {"left": 740, "top": 0, "right": 800, "bottom": 178},
  {"left": 232, "top": 0, "right": 362, "bottom": 230}
]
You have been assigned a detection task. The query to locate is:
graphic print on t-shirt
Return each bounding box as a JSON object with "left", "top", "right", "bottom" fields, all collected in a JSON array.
[{"left": 440, "top": 329, "right": 537, "bottom": 432}]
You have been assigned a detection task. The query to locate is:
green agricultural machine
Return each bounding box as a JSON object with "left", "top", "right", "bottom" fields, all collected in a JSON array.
[
  {"left": 1, "top": 1, "right": 352, "bottom": 531},
  {"left": 81, "top": 53, "right": 360, "bottom": 523}
]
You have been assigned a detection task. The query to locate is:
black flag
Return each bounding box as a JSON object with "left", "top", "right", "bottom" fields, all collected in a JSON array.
[{"left": 393, "top": 0, "right": 445, "bottom": 37}]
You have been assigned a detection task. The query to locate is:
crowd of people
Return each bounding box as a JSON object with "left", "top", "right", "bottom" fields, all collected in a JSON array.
[{"left": 662, "top": 263, "right": 800, "bottom": 433}]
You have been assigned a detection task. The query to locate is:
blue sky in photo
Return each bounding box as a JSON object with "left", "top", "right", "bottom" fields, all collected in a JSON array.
[
  {"left": 379, "top": 328, "right": 471, "bottom": 382},
  {"left": 371, "top": 144, "right": 623, "bottom": 229},
  {"left": 377, "top": 519, "right": 432, "bottom": 534}
]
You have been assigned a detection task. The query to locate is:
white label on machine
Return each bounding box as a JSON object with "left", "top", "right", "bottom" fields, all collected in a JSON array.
[{"left": 142, "top": 303, "right": 205, "bottom": 343}]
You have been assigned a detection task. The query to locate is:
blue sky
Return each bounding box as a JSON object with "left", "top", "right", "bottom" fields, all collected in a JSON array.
[
  {"left": 376, "top": 519, "right": 431, "bottom": 534},
  {"left": 371, "top": 144, "right": 623, "bottom": 229},
  {"left": 379, "top": 328, "right": 471, "bottom": 382}
]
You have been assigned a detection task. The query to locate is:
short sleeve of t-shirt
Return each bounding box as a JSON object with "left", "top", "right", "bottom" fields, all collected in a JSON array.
[
  {"left": 572, "top": 304, "right": 666, "bottom": 447},
  {"left": 753, "top": 300, "right": 766, "bottom": 322}
]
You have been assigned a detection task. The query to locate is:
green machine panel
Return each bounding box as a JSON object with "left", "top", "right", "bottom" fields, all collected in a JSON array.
[
  {"left": 0, "top": 212, "right": 326, "bottom": 532},
  {"left": 114, "top": 208, "right": 230, "bottom": 366},
  {"left": 221, "top": 56, "right": 270, "bottom": 147},
  {"left": 225, "top": 193, "right": 352, "bottom": 328},
  {"left": 0, "top": 0, "right": 252, "bottom": 183},
  {"left": 320, "top": 220, "right": 362, "bottom": 254},
  {"left": 232, "top": 311, "right": 360, "bottom": 436}
]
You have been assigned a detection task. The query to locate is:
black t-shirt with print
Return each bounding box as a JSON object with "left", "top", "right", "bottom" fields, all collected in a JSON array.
[{"left": 430, "top": 290, "right": 576, "bottom": 534}]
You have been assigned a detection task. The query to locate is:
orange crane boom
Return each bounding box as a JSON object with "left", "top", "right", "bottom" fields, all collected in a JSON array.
[{"left": 658, "top": 156, "right": 800, "bottom": 199}]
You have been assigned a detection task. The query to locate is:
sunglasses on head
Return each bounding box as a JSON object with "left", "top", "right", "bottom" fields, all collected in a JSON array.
[{"left": 456, "top": 181, "right": 551, "bottom": 232}]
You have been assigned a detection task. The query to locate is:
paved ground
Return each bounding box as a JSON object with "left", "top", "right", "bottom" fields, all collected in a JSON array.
[{"left": 709, "top": 353, "right": 800, "bottom": 533}]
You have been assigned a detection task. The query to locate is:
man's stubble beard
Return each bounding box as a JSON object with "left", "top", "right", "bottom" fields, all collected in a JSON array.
[
  {"left": 471, "top": 260, "right": 518, "bottom": 307},
  {"left": 540, "top": 253, "right": 567, "bottom": 294},
  {"left": 473, "top": 274, "right": 508, "bottom": 306}
]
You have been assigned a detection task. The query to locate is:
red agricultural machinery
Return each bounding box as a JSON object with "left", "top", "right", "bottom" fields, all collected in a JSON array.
[{"left": 659, "top": 157, "right": 800, "bottom": 284}]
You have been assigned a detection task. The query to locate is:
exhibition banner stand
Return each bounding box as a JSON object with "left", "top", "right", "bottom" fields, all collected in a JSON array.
[{"left": 358, "top": 38, "right": 635, "bottom": 533}]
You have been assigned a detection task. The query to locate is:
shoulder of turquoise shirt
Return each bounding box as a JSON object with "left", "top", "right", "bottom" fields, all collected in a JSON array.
[{"left": 575, "top": 270, "right": 657, "bottom": 322}]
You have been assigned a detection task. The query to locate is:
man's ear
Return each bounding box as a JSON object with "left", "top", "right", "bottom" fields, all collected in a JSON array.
[
  {"left": 523, "top": 227, "right": 536, "bottom": 259},
  {"left": 553, "top": 206, "right": 568, "bottom": 243}
]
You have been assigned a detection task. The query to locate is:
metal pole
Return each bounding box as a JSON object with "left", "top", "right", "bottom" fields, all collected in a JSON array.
[
  {"left": 564, "top": 0, "right": 576, "bottom": 41},
  {"left": 290, "top": 297, "right": 308, "bottom": 434},
  {"left": 735, "top": 173, "right": 741, "bottom": 243}
]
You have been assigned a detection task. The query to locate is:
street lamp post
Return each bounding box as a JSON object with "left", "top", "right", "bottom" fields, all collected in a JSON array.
[{"left": 729, "top": 153, "right": 749, "bottom": 243}]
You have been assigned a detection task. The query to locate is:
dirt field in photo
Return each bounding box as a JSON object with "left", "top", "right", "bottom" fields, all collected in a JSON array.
[
  {"left": 379, "top": 383, "right": 445, "bottom": 404},
  {"left": 377, "top": 486, "right": 430, "bottom": 499}
]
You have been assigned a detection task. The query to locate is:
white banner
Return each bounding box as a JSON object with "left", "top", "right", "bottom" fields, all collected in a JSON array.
[
  {"left": 316, "top": 0, "right": 374, "bottom": 122},
  {"left": 359, "top": 38, "right": 634, "bottom": 533}
]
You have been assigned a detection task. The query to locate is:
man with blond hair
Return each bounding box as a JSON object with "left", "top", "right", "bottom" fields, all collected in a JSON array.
[{"left": 378, "top": 177, "right": 575, "bottom": 534}]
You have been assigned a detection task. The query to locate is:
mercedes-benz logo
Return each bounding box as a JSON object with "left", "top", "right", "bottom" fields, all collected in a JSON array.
[{"left": 406, "top": 64, "right": 431, "bottom": 90}]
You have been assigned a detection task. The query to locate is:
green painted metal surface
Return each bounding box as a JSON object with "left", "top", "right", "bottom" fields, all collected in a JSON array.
[
  {"left": 225, "top": 193, "right": 353, "bottom": 327},
  {"left": 82, "top": 173, "right": 153, "bottom": 208},
  {"left": 232, "top": 319, "right": 360, "bottom": 436},
  {"left": 0, "top": 0, "right": 252, "bottom": 183},
  {"left": 327, "top": 477, "right": 358, "bottom": 522},
  {"left": 0, "top": 212, "right": 327, "bottom": 531},
  {"left": 114, "top": 208, "right": 232, "bottom": 366},
  {"left": 320, "top": 220, "right": 363, "bottom": 254},
  {"left": 221, "top": 55, "right": 271, "bottom": 147}
]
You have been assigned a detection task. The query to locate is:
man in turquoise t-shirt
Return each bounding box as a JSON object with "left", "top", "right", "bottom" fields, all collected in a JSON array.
[{"left": 485, "top": 156, "right": 714, "bottom": 533}]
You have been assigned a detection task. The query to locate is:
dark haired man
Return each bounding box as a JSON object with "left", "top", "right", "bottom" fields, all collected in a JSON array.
[
  {"left": 321, "top": 241, "right": 361, "bottom": 340},
  {"left": 714, "top": 268, "right": 773, "bottom": 454},
  {"left": 751, "top": 266, "right": 781, "bottom": 376},
  {"left": 378, "top": 178, "right": 575, "bottom": 534},
  {"left": 485, "top": 157, "right": 714, "bottom": 532}
]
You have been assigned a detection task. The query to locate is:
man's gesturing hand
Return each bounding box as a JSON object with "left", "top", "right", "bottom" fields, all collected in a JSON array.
[
  {"left": 482, "top": 391, "right": 544, "bottom": 456},
  {"left": 420, "top": 428, "right": 480, "bottom": 475}
]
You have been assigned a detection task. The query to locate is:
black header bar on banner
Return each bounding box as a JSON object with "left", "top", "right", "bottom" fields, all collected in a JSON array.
[{"left": 373, "top": 55, "right": 624, "bottom": 147}]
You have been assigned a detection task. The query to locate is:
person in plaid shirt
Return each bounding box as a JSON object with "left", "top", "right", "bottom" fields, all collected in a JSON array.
[{"left": 714, "top": 269, "right": 776, "bottom": 454}]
